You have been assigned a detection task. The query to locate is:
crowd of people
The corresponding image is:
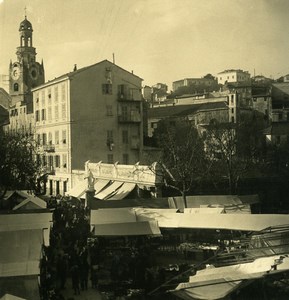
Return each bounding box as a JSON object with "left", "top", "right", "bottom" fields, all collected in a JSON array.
[{"left": 40, "top": 197, "right": 91, "bottom": 299}]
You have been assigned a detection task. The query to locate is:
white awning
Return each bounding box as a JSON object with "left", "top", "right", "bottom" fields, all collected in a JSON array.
[
  {"left": 92, "top": 221, "right": 161, "bottom": 236},
  {"left": 90, "top": 208, "right": 137, "bottom": 225},
  {"left": 184, "top": 207, "right": 225, "bottom": 214},
  {"left": 95, "top": 181, "right": 124, "bottom": 200},
  {"left": 172, "top": 254, "right": 289, "bottom": 300},
  {"left": 0, "top": 229, "right": 43, "bottom": 277},
  {"left": 105, "top": 182, "right": 136, "bottom": 200},
  {"left": 66, "top": 180, "right": 87, "bottom": 198},
  {"left": 134, "top": 212, "right": 289, "bottom": 232}
]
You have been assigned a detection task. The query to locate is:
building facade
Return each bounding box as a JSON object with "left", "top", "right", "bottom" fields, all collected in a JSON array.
[
  {"left": 217, "top": 69, "right": 250, "bottom": 85},
  {"left": 172, "top": 77, "right": 217, "bottom": 92},
  {"left": 33, "top": 60, "right": 144, "bottom": 196}
]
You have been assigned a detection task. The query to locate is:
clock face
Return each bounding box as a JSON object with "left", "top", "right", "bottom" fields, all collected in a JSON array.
[
  {"left": 30, "top": 67, "right": 38, "bottom": 80},
  {"left": 11, "top": 66, "right": 20, "bottom": 80}
]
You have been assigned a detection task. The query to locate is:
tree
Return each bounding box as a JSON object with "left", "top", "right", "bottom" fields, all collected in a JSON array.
[
  {"left": 0, "top": 132, "right": 41, "bottom": 198},
  {"left": 153, "top": 119, "right": 207, "bottom": 207},
  {"left": 204, "top": 113, "right": 267, "bottom": 194}
]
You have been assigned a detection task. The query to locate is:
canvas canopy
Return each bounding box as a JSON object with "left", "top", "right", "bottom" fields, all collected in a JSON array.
[
  {"left": 168, "top": 195, "right": 259, "bottom": 211},
  {"left": 172, "top": 254, "right": 289, "bottom": 300},
  {"left": 12, "top": 196, "right": 47, "bottom": 210},
  {"left": 90, "top": 208, "right": 137, "bottom": 225},
  {"left": 135, "top": 212, "right": 289, "bottom": 232},
  {"left": 0, "top": 212, "right": 52, "bottom": 246},
  {"left": 0, "top": 229, "right": 43, "bottom": 277},
  {"left": 92, "top": 221, "right": 161, "bottom": 236},
  {"left": 0, "top": 294, "right": 27, "bottom": 300}
]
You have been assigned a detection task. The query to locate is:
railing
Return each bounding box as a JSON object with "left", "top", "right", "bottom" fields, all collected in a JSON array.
[
  {"left": 43, "top": 144, "right": 55, "bottom": 152},
  {"left": 118, "top": 114, "right": 141, "bottom": 123}
]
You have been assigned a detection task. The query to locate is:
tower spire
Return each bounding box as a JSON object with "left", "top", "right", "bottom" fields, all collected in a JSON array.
[{"left": 24, "top": 6, "right": 27, "bottom": 19}]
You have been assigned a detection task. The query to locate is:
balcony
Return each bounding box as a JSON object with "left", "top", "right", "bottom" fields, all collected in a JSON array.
[
  {"left": 41, "top": 166, "right": 55, "bottom": 175},
  {"left": 43, "top": 144, "right": 55, "bottom": 152},
  {"left": 117, "top": 92, "right": 141, "bottom": 102},
  {"left": 118, "top": 112, "right": 141, "bottom": 123}
]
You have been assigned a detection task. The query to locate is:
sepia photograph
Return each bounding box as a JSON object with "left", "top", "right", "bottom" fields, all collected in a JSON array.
[{"left": 1, "top": 0, "right": 289, "bottom": 299}]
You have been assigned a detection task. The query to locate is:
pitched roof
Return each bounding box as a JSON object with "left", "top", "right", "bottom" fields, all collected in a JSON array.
[{"left": 32, "top": 60, "right": 143, "bottom": 90}]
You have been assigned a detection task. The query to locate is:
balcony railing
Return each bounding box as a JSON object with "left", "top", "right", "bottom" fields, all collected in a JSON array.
[
  {"left": 41, "top": 166, "right": 55, "bottom": 175},
  {"left": 118, "top": 113, "right": 141, "bottom": 123},
  {"left": 43, "top": 144, "right": 55, "bottom": 152},
  {"left": 117, "top": 92, "right": 141, "bottom": 102}
]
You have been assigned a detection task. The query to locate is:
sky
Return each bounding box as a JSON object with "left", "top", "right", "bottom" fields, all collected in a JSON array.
[{"left": 1, "top": 0, "right": 289, "bottom": 90}]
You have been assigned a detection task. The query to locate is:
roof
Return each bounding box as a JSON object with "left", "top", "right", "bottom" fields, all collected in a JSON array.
[
  {"left": 138, "top": 212, "right": 289, "bottom": 231},
  {"left": 19, "top": 17, "right": 32, "bottom": 31},
  {"left": 32, "top": 60, "right": 143, "bottom": 91},
  {"left": 0, "top": 212, "right": 53, "bottom": 246},
  {"left": 168, "top": 195, "right": 259, "bottom": 209},
  {"left": 218, "top": 69, "right": 249, "bottom": 75},
  {"left": 12, "top": 196, "right": 47, "bottom": 210},
  {"left": 148, "top": 101, "right": 227, "bottom": 119}
]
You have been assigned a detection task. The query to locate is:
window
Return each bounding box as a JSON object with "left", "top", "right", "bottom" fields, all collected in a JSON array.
[
  {"left": 231, "top": 116, "right": 235, "bottom": 123},
  {"left": 55, "top": 131, "right": 59, "bottom": 144},
  {"left": 55, "top": 155, "right": 60, "bottom": 168},
  {"left": 118, "top": 84, "right": 127, "bottom": 98},
  {"left": 122, "top": 130, "right": 129, "bottom": 144},
  {"left": 42, "top": 155, "right": 47, "bottom": 166},
  {"left": 106, "top": 105, "right": 113, "bottom": 116},
  {"left": 42, "top": 133, "right": 47, "bottom": 145},
  {"left": 231, "top": 108, "right": 234, "bottom": 113},
  {"left": 48, "top": 107, "right": 52, "bottom": 121},
  {"left": 102, "top": 83, "right": 112, "bottom": 95},
  {"left": 107, "top": 154, "right": 114, "bottom": 164},
  {"left": 107, "top": 130, "right": 113, "bottom": 142},
  {"left": 14, "top": 83, "right": 19, "bottom": 92},
  {"left": 61, "top": 84, "right": 66, "bottom": 101},
  {"left": 48, "top": 132, "right": 53, "bottom": 145},
  {"left": 123, "top": 154, "right": 129, "bottom": 165},
  {"left": 279, "top": 113, "right": 283, "bottom": 121},
  {"left": 41, "top": 91, "right": 45, "bottom": 106},
  {"left": 41, "top": 109, "right": 46, "bottom": 120},
  {"left": 35, "top": 110, "right": 40, "bottom": 121},
  {"left": 121, "top": 106, "right": 128, "bottom": 120},
  {"left": 62, "top": 154, "right": 67, "bottom": 168},
  {"left": 61, "top": 103, "right": 66, "bottom": 119},
  {"left": 62, "top": 130, "right": 67, "bottom": 144},
  {"left": 55, "top": 105, "right": 59, "bottom": 119},
  {"left": 48, "top": 88, "right": 51, "bottom": 104}
]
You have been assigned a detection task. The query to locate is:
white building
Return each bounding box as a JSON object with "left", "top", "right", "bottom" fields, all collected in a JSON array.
[{"left": 217, "top": 69, "right": 251, "bottom": 85}]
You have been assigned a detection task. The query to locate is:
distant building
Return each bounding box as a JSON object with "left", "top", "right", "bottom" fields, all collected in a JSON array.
[
  {"left": 172, "top": 77, "right": 217, "bottom": 92},
  {"left": 217, "top": 69, "right": 250, "bottom": 85},
  {"left": 33, "top": 60, "right": 144, "bottom": 196},
  {"left": 284, "top": 74, "right": 289, "bottom": 83}
]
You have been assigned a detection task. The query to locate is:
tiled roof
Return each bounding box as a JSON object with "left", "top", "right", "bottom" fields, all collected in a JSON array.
[
  {"left": 33, "top": 60, "right": 143, "bottom": 90},
  {"left": 148, "top": 101, "right": 227, "bottom": 118}
]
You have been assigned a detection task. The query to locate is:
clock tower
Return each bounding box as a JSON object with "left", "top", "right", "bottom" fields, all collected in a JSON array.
[{"left": 9, "top": 15, "right": 45, "bottom": 108}]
